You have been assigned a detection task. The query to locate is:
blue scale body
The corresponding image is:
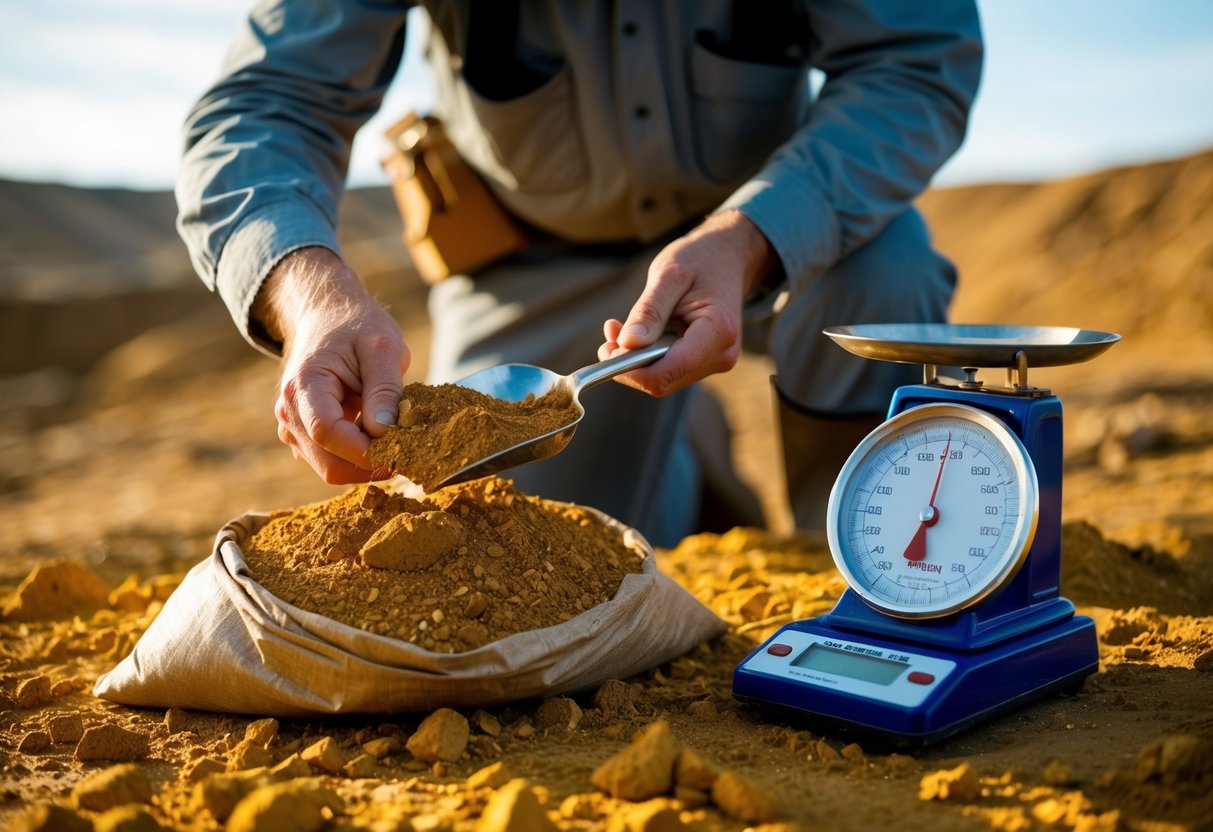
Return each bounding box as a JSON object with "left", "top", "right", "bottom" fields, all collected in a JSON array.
[{"left": 732, "top": 384, "right": 1099, "bottom": 744}]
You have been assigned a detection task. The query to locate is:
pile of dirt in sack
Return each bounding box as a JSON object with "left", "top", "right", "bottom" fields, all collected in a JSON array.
[{"left": 241, "top": 477, "right": 645, "bottom": 653}]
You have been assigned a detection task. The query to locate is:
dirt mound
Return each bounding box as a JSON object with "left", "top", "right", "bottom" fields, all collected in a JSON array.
[{"left": 242, "top": 478, "right": 644, "bottom": 652}]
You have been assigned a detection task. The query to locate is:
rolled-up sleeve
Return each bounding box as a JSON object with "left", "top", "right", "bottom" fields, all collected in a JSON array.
[
  {"left": 175, "top": 0, "right": 409, "bottom": 353},
  {"left": 721, "top": 0, "right": 983, "bottom": 295}
]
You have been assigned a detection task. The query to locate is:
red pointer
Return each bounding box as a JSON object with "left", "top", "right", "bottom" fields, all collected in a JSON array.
[{"left": 903, "top": 434, "right": 951, "bottom": 562}]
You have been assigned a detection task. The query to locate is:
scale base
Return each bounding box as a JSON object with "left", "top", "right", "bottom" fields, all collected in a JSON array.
[{"left": 733, "top": 613, "right": 1098, "bottom": 746}]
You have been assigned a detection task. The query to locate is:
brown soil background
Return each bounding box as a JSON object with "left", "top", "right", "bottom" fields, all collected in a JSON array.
[{"left": 2, "top": 150, "right": 1212, "bottom": 830}]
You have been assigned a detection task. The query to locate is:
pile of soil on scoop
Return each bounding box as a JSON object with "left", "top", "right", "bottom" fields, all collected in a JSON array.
[
  {"left": 368, "top": 382, "right": 579, "bottom": 491},
  {"left": 242, "top": 477, "right": 644, "bottom": 653}
]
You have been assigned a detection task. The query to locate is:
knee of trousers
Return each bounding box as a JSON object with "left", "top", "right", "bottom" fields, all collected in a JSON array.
[{"left": 768, "top": 208, "right": 957, "bottom": 414}]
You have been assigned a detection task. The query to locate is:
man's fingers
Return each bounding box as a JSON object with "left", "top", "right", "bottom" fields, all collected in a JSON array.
[
  {"left": 612, "top": 318, "right": 738, "bottom": 397},
  {"left": 617, "top": 265, "right": 686, "bottom": 350},
  {"left": 356, "top": 332, "right": 409, "bottom": 438},
  {"left": 284, "top": 367, "right": 372, "bottom": 469}
]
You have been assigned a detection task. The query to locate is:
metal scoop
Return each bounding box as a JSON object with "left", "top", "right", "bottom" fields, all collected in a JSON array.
[{"left": 435, "top": 334, "right": 676, "bottom": 488}]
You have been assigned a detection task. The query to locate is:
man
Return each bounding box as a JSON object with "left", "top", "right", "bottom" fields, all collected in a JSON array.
[{"left": 177, "top": 1, "right": 982, "bottom": 546}]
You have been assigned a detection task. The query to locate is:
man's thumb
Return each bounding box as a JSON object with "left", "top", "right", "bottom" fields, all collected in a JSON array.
[{"left": 360, "top": 344, "right": 409, "bottom": 438}]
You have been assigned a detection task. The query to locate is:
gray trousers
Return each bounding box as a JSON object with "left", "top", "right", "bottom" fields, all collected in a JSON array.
[{"left": 426, "top": 208, "right": 955, "bottom": 545}]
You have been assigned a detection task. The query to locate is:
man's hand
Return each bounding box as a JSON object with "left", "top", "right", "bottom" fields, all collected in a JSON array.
[
  {"left": 598, "top": 210, "right": 777, "bottom": 396},
  {"left": 254, "top": 247, "right": 409, "bottom": 484}
]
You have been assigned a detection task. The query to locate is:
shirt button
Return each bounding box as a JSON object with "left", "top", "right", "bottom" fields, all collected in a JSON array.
[
  {"left": 633, "top": 105, "right": 650, "bottom": 120},
  {"left": 622, "top": 21, "right": 638, "bottom": 36}
]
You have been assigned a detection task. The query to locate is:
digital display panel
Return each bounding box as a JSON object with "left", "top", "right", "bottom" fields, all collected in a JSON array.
[{"left": 791, "top": 643, "right": 908, "bottom": 686}]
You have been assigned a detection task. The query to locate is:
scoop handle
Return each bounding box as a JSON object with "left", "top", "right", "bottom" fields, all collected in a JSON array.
[{"left": 570, "top": 334, "right": 678, "bottom": 391}]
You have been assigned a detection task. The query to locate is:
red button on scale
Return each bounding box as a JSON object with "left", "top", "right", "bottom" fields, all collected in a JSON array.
[
  {"left": 907, "top": 671, "right": 935, "bottom": 685},
  {"left": 767, "top": 643, "right": 793, "bottom": 657}
]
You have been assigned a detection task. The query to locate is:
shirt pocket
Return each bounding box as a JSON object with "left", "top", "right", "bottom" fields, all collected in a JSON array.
[
  {"left": 459, "top": 63, "right": 589, "bottom": 196},
  {"left": 688, "top": 34, "right": 809, "bottom": 185}
]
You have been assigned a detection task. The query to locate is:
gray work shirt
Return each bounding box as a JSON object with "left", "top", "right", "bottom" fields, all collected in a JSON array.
[{"left": 176, "top": 0, "right": 982, "bottom": 353}]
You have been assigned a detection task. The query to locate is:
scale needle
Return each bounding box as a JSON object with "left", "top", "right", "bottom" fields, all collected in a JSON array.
[{"left": 902, "top": 434, "right": 951, "bottom": 562}]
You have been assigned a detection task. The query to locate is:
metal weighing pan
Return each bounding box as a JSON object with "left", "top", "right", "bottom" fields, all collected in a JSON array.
[{"left": 824, "top": 324, "right": 1121, "bottom": 370}]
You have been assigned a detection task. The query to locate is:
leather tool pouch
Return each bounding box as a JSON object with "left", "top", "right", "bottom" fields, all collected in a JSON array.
[{"left": 381, "top": 112, "right": 527, "bottom": 284}]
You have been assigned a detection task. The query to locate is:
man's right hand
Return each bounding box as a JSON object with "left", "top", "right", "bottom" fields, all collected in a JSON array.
[{"left": 253, "top": 247, "right": 409, "bottom": 484}]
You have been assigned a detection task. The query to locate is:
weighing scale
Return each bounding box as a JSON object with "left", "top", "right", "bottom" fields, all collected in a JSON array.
[{"left": 733, "top": 323, "right": 1121, "bottom": 744}]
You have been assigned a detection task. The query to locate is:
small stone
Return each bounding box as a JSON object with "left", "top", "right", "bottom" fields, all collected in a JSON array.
[
  {"left": 8, "top": 802, "right": 92, "bottom": 832},
  {"left": 362, "top": 737, "right": 400, "bottom": 760},
  {"left": 75, "top": 724, "right": 150, "bottom": 762},
  {"left": 406, "top": 708, "right": 469, "bottom": 762},
  {"left": 186, "top": 757, "right": 227, "bottom": 783},
  {"left": 1135, "top": 734, "right": 1210, "bottom": 784},
  {"left": 72, "top": 763, "right": 154, "bottom": 811},
  {"left": 93, "top": 804, "right": 166, "bottom": 832},
  {"left": 360, "top": 512, "right": 466, "bottom": 571},
  {"left": 535, "top": 697, "right": 582, "bottom": 732},
  {"left": 592, "top": 679, "right": 639, "bottom": 719},
  {"left": 475, "top": 778, "right": 557, "bottom": 832},
  {"left": 605, "top": 799, "right": 684, "bottom": 832},
  {"left": 48, "top": 713, "right": 85, "bottom": 744},
  {"left": 673, "top": 785, "right": 708, "bottom": 809},
  {"left": 225, "top": 778, "right": 344, "bottom": 832},
  {"left": 227, "top": 738, "right": 273, "bottom": 772},
  {"left": 344, "top": 753, "right": 377, "bottom": 778},
  {"left": 18, "top": 731, "right": 52, "bottom": 754},
  {"left": 840, "top": 742, "right": 865, "bottom": 762},
  {"left": 685, "top": 700, "right": 717, "bottom": 722},
  {"left": 472, "top": 710, "right": 502, "bottom": 737},
  {"left": 513, "top": 721, "right": 535, "bottom": 739},
  {"left": 464, "top": 593, "right": 489, "bottom": 619},
  {"left": 16, "top": 676, "right": 53, "bottom": 708},
  {"left": 673, "top": 747, "right": 719, "bottom": 792},
  {"left": 711, "top": 770, "right": 780, "bottom": 824},
  {"left": 164, "top": 708, "right": 189, "bottom": 735},
  {"left": 1043, "top": 760, "right": 1078, "bottom": 786},
  {"left": 591, "top": 720, "right": 677, "bottom": 801},
  {"left": 300, "top": 736, "right": 346, "bottom": 774},
  {"left": 469, "top": 761, "right": 513, "bottom": 790},
  {"left": 244, "top": 718, "right": 279, "bottom": 747},
  {"left": 361, "top": 485, "right": 389, "bottom": 509},
  {"left": 919, "top": 762, "right": 981, "bottom": 802},
  {"left": 1193, "top": 647, "right": 1213, "bottom": 672}
]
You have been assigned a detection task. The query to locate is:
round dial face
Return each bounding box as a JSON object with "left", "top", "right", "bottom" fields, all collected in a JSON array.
[{"left": 826, "top": 403, "right": 1040, "bottom": 619}]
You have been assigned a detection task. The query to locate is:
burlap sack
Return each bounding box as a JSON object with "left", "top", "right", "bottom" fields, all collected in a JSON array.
[{"left": 94, "top": 509, "right": 726, "bottom": 716}]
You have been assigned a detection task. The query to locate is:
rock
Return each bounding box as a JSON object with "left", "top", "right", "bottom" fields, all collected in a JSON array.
[
  {"left": 591, "top": 720, "right": 678, "bottom": 801},
  {"left": 711, "top": 770, "right": 780, "bottom": 824},
  {"left": 72, "top": 763, "right": 153, "bottom": 811},
  {"left": 343, "top": 753, "right": 377, "bottom": 778},
  {"left": 362, "top": 737, "right": 400, "bottom": 760},
  {"left": 1043, "top": 760, "right": 1078, "bottom": 786},
  {"left": 1135, "top": 734, "right": 1211, "bottom": 784},
  {"left": 74, "top": 724, "right": 150, "bottom": 762},
  {"left": 406, "top": 708, "right": 469, "bottom": 762},
  {"left": 535, "top": 697, "right": 582, "bottom": 732},
  {"left": 673, "top": 747, "right": 719, "bottom": 792},
  {"left": 606, "top": 799, "right": 685, "bottom": 832},
  {"left": 475, "top": 778, "right": 557, "bottom": 832},
  {"left": 592, "top": 679, "right": 639, "bottom": 718},
  {"left": 673, "top": 785, "right": 708, "bottom": 809},
  {"left": 919, "top": 762, "right": 981, "bottom": 802},
  {"left": 840, "top": 742, "right": 865, "bottom": 763},
  {"left": 93, "top": 804, "right": 166, "bottom": 832},
  {"left": 228, "top": 737, "right": 274, "bottom": 771},
  {"left": 18, "top": 731, "right": 52, "bottom": 753},
  {"left": 185, "top": 757, "right": 227, "bottom": 783},
  {"left": 300, "top": 736, "right": 346, "bottom": 774},
  {"left": 8, "top": 802, "right": 92, "bottom": 832},
  {"left": 225, "top": 779, "right": 344, "bottom": 832},
  {"left": 472, "top": 710, "right": 503, "bottom": 737},
  {"left": 16, "top": 675, "right": 53, "bottom": 708},
  {"left": 2, "top": 560, "right": 109, "bottom": 621},
  {"left": 48, "top": 713, "right": 85, "bottom": 744},
  {"left": 360, "top": 511, "right": 467, "bottom": 571},
  {"left": 244, "top": 718, "right": 279, "bottom": 746},
  {"left": 193, "top": 770, "right": 271, "bottom": 821},
  {"left": 1193, "top": 647, "right": 1213, "bottom": 672},
  {"left": 468, "top": 761, "right": 513, "bottom": 790},
  {"left": 685, "top": 700, "right": 717, "bottom": 722}
]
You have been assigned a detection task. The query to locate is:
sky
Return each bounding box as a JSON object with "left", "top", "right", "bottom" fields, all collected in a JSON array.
[{"left": 1, "top": 0, "right": 1212, "bottom": 192}]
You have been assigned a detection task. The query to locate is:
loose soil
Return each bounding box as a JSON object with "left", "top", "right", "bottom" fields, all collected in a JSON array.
[
  {"left": 368, "top": 382, "right": 578, "bottom": 490},
  {"left": 242, "top": 477, "right": 643, "bottom": 653}
]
